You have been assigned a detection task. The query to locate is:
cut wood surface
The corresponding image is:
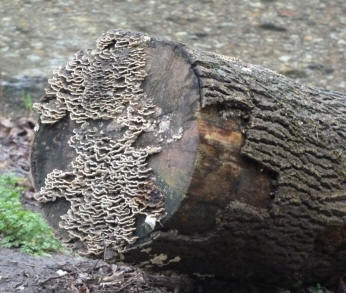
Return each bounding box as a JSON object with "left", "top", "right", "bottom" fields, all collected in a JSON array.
[{"left": 31, "top": 30, "right": 346, "bottom": 286}]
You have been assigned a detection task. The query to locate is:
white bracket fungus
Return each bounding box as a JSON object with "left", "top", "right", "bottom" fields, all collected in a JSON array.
[{"left": 34, "top": 30, "right": 165, "bottom": 255}]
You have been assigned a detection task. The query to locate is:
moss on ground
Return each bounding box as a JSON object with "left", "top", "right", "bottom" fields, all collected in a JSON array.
[{"left": 0, "top": 173, "right": 62, "bottom": 255}]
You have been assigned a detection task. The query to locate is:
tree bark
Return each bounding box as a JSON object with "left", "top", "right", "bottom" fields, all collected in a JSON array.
[{"left": 30, "top": 30, "right": 346, "bottom": 286}]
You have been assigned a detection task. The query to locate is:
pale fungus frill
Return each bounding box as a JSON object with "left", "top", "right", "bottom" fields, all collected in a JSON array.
[{"left": 34, "top": 30, "right": 165, "bottom": 255}]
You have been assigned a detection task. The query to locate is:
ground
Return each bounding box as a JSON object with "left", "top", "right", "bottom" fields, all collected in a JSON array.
[{"left": 0, "top": 248, "right": 196, "bottom": 293}]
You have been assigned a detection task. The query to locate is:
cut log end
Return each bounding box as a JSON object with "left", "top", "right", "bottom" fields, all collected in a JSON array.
[
  {"left": 31, "top": 31, "right": 201, "bottom": 251},
  {"left": 31, "top": 29, "right": 346, "bottom": 286}
]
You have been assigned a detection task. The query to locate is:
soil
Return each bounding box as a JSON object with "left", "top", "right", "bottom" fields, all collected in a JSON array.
[
  {"left": 0, "top": 248, "right": 196, "bottom": 293},
  {"left": 0, "top": 248, "right": 338, "bottom": 293}
]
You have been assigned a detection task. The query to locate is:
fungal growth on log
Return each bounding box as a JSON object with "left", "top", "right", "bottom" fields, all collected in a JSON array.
[
  {"left": 33, "top": 31, "right": 166, "bottom": 255},
  {"left": 32, "top": 30, "right": 346, "bottom": 286}
]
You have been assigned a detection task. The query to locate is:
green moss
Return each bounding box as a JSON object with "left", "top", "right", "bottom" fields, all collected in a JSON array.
[
  {"left": 22, "top": 91, "right": 33, "bottom": 114},
  {"left": 0, "top": 173, "right": 62, "bottom": 255},
  {"left": 311, "top": 283, "right": 325, "bottom": 293}
]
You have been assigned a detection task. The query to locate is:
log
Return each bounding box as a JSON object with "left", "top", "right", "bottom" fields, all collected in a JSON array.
[{"left": 30, "top": 30, "right": 346, "bottom": 286}]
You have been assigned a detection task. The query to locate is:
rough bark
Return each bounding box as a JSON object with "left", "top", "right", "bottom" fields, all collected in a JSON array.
[{"left": 30, "top": 30, "right": 346, "bottom": 286}]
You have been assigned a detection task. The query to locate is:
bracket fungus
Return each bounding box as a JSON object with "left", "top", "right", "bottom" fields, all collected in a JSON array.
[{"left": 34, "top": 31, "right": 165, "bottom": 255}]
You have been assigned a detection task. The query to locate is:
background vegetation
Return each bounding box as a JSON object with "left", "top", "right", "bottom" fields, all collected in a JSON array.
[{"left": 0, "top": 173, "right": 62, "bottom": 255}]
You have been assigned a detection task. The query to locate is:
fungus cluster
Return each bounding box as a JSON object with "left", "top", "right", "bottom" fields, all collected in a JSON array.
[{"left": 34, "top": 30, "right": 165, "bottom": 255}]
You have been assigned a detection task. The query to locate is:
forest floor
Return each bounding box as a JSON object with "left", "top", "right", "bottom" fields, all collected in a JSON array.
[{"left": 0, "top": 247, "right": 196, "bottom": 293}]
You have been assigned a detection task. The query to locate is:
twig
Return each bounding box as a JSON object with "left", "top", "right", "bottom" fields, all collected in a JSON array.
[
  {"left": 8, "top": 260, "right": 35, "bottom": 267},
  {"left": 114, "top": 278, "right": 137, "bottom": 293},
  {"left": 39, "top": 272, "right": 74, "bottom": 285}
]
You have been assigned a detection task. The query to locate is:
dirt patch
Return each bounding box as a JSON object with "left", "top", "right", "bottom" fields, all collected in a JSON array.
[
  {"left": 0, "top": 247, "right": 341, "bottom": 292},
  {"left": 0, "top": 248, "right": 196, "bottom": 293}
]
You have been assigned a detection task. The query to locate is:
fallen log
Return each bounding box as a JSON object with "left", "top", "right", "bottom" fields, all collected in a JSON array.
[{"left": 31, "top": 30, "right": 346, "bottom": 286}]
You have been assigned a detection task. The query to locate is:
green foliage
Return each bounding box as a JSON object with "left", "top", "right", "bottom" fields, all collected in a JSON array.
[
  {"left": 311, "top": 283, "right": 324, "bottom": 293},
  {"left": 0, "top": 173, "right": 62, "bottom": 255},
  {"left": 22, "top": 91, "right": 33, "bottom": 113}
]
